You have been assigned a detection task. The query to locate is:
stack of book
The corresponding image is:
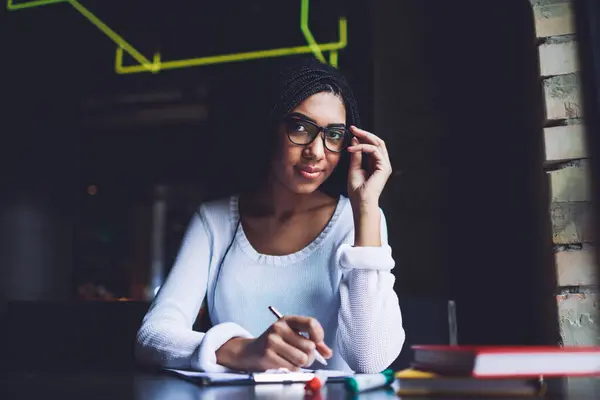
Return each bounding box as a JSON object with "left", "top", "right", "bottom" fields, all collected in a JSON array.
[{"left": 394, "top": 345, "right": 600, "bottom": 397}]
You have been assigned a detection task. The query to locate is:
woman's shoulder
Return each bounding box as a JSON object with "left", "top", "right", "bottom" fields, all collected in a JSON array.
[
  {"left": 330, "top": 195, "right": 354, "bottom": 233},
  {"left": 196, "top": 195, "right": 238, "bottom": 225},
  {"left": 337, "top": 195, "right": 352, "bottom": 217}
]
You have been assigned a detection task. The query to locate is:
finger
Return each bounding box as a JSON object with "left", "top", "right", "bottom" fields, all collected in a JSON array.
[
  {"left": 266, "top": 333, "right": 312, "bottom": 368},
  {"left": 316, "top": 342, "right": 333, "bottom": 359},
  {"left": 262, "top": 348, "right": 301, "bottom": 372},
  {"left": 282, "top": 316, "right": 327, "bottom": 345},
  {"left": 347, "top": 144, "right": 392, "bottom": 178},
  {"left": 272, "top": 320, "right": 319, "bottom": 363},
  {"left": 348, "top": 137, "right": 362, "bottom": 171},
  {"left": 347, "top": 143, "right": 382, "bottom": 156},
  {"left": 277, "top": 325, "right": 318, "bottom": 356},
  {"left": 348, "top": 144, "right": 391, "bottom": 168},
  {"left": 350, "top": 126, "right": 385, "bottom": 147}
]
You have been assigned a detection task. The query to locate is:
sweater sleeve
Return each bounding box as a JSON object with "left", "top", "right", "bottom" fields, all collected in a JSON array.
[
  {"left": 336, "top": 208, "right": 405, "bottom": 373},
  {"left": 135, "top": 208, "right": 253, "bottom": 372}
]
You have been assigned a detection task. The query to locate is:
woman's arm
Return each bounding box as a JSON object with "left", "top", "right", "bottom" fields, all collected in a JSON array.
[
  {"left": 135, "top": 208, "right": 253, "bottom": 372},
  {"left": 336, "top": 207, "right": 405, "bottom": 373}
]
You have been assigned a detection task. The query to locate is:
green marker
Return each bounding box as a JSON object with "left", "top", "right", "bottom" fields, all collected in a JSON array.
[{"left": 345, "top": 369, "right": 395, "bottom": 393}]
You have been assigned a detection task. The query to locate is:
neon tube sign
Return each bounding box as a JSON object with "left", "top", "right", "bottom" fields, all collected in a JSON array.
[{"left": 7, "top": 0, "right": 347, "bottom": 74}]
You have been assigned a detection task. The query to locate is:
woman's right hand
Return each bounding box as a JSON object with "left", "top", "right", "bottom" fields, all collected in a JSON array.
[{"left": 216, "top": 316, "right": 333, "bottom": 372}]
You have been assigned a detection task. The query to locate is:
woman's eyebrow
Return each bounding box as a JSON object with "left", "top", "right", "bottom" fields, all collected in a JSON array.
[
  {"left": 288, "top": 112, "right": 346, "bottom": 127},
  {"left": 287, "top": 112, "right": 316, "bottom": 123}
]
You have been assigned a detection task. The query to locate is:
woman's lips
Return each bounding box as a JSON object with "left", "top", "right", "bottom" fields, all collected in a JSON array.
[{"left": 295, "top": 165, "right": 322, "bottom": 180}]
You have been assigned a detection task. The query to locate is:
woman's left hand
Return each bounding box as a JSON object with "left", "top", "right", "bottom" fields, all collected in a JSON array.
[{"left": 347, "top": 126, "right": 392, "bottom": 206}]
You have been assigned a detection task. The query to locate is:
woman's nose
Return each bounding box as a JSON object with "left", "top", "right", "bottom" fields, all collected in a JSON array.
[{"left": 304, "top": 133, "right": 326, "bottom": 159}]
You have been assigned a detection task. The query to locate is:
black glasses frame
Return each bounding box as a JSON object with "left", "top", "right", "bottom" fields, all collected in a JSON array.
[{"left": 282, "top": 116, "right": 352, "bottom": 153}]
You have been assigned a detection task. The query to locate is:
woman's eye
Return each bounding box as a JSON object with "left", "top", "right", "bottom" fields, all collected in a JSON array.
[
  {"left": 286, "top": 120, "right": 310, "bottom": 135},
  {"left": 292, "top": 123, "right": 307, "bottom": 132},
  {"left": 327, "top": 130, "right": 345, "bottom": 140}
]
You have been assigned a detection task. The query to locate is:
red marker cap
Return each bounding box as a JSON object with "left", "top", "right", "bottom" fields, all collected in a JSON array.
[{"left": 305, "top": 376, "right": 322, "bottom": 392}]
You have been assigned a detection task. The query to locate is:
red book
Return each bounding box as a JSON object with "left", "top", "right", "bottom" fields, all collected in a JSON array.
[{"left": 411, "top": 345, "right": 600, "bottom": 378}]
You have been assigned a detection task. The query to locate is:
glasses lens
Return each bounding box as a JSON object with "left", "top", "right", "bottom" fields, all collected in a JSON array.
[
  {"left": 285, "top": 119, "right": 318, "bottom": 144},
  {"left": 324, "top": 128, "right": 350, "bottom": 152}
]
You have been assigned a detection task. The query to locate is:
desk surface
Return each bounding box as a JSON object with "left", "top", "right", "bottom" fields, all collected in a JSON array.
[{"left": 2, "top": 370, "right": 600, "bottom": 399}]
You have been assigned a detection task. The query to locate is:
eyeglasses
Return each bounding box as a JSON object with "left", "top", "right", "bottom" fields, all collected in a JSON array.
[{"left": 282, "top": 116, "right": 352, "bottom": 153}]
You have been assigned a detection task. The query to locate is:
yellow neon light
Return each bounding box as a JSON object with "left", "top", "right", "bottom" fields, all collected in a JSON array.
[
  {"left": 7, "top": 0, "right": 347, "bottom": 74},
  {"left": 329, "top": 51, "right": 339, "bottom": 68},
  {"left": 68, "top": 0, "right": 156, "bottom": 72},
  {"left": 7, "top": 0, "right": 66, "bottom": 10},
  {"left": 300, "top": 0, "right": 325, "bottom": 64},
  {"left": 116, "top": 18, "right": 346, "bottom": 74}
]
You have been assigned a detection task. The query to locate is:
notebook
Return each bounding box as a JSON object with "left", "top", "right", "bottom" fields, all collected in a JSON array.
[
  {"left": 411, "top": 345, "right": 600, "bottom": 377},
  {"left": 165, "top": 367, "right": 353, "bottom": 385},
  {"left": 394, "top": 368, "right": 546, "bottom": 397}
]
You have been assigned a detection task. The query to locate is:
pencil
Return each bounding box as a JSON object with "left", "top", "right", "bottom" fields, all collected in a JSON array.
[{"left": 268, "top": 306, "right": 328, "bottom": 366}]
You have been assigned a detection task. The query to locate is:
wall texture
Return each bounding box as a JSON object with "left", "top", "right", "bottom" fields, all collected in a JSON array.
[{"left": 532, "top": 0, "right": 600, "bottom": 346}]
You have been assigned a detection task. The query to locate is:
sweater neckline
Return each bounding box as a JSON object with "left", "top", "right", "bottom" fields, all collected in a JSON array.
[{"left": 230, "top": 194, "right": 344, "bottom": 265}]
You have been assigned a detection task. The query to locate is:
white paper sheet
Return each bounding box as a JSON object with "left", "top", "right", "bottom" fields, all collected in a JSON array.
[
  {"left": 165, "top": 369, "right": 251, "bottom": 383},
  {"left": 165, "top": 367, "right": 352, "bottom": 384}
]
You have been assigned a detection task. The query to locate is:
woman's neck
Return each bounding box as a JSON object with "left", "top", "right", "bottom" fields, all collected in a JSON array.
[{"left": 243, "top": 178, "right": 332, "bottom": 219}]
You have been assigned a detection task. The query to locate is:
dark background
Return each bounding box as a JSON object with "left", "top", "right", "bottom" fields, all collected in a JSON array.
[
  {"left": 3, "top": 0, "right": 371, "bottom": 190},
  {"left": 1, "top": 0, "right": 372, "bottom": 299}
]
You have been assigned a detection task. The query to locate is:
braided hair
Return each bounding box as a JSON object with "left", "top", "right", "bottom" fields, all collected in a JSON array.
[
  {"left": 219, "top": 57, "right": 361, "bottom": 198},
  {"left": 267, "top": 58, "right": 361, "bottom": 132}
]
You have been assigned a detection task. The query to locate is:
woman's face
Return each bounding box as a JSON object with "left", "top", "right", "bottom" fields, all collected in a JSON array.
[{"left": 271, "top": 92, "right": 347, "bottom": 195}]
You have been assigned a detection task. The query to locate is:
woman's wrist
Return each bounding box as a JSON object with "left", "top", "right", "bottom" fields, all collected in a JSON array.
[
  {"left": 351, "top": 201, "right": 382, "bottom": 247},
  {"left": 350, "top": 198, "right": 379, "bottom": 215},
  {"left": 215, "top": 337, "right": 252, "bottom": 370}
]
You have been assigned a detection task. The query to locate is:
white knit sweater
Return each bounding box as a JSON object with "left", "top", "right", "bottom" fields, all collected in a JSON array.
[{"left": 135, "top": 195, "right": 405, "bottom": 373}]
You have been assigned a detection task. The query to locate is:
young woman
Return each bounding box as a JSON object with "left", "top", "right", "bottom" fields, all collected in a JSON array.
[{"left": 135, "top": 59, "right": 405, "bottom": 374}]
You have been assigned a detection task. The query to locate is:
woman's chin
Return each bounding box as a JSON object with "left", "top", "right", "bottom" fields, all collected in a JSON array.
[
  {"left": 289, "top": 182, "right": 321, "bottom": 195},
  {"left": 285, "top": 176, "right": 327, "bottom": 194},
  {"left": 272, "top": 170, "right": 327, "bottom": 195}
]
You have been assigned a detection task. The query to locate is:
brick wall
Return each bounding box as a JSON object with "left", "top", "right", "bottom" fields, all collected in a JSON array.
[{"left": 532, "top": 0, "right": 600, "bottom": 346}]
